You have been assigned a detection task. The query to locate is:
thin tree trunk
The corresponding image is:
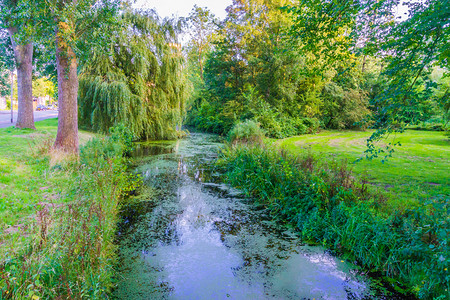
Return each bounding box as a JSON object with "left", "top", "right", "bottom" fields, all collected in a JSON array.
[
  {"left": 362, "top": 55, "right": 367, "bottom": 73},
  {"left": 8, "top": 27, "right": 35, "bottom": 129},
  {"left": 10, "top": 70, "right": 14, "bottom": 123},
  {"left": 54, "top": 33, "right": 79, "bottom": 153}
]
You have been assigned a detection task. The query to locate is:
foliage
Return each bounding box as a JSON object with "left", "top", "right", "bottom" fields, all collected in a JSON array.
[
  {"left": 78, "top": 9, "right": 186, "bottom": 141},
  {"left": 284, "top": 0, "right": 449, "bottom": 157},
  {"left": 0, "top": 120, "right": 135, "bottom": 299},
  {"left": 186, "top": 0, "right": 377, "bottom": 138},
  {"left": 0, "top": 30, "right": 13, "bottom": 97},
  {"left": 321, "top": 66, "right": 371, "bottom": 129},
  {"left": 217, "top": 144, "right": 449, "bottom": 299},
  {"left": 184, "top": 5, "right": 218, "bottom": 83},
  {"left": 227, "top": 119, "right": 265, "bottom": 145},
  {"left": 286, "top": 0, "right": 395, "bottom": 69},
  {"left": 31, "top": 77, "right": 54, "bottom": 99}
]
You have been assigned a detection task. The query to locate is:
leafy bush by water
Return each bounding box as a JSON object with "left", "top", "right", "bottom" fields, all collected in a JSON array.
[
  {"left": 217, "top": 145, "right": 449, "bottom": 299},
  {"left": 228, "top": 120, "right": 265, "bottom": 145}
]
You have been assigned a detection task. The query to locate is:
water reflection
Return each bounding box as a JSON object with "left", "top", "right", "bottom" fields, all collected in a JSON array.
[{"left": 114, "top": 133, "right": 396, "bottom": 300}]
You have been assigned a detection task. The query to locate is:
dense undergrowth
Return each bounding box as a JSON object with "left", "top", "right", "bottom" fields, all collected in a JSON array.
[
  {"left": 217, "top": 145, "right": 449, "bottom": 299},
  {"left": 0, "top": 125, "right": 136, "bottom": 299}
]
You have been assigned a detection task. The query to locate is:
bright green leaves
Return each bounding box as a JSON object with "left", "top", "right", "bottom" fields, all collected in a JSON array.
[
  {"left": 285, "top": 0, "right": 449, "bottom": 157},
  {"left": 366, "top": 0, "right": 450, "bottom": 158}
]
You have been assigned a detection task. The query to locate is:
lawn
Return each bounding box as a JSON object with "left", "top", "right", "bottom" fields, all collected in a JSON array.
[
  {"left": 0, "top": 119, "right": 95, "bottom": 254},
  {"left": 277, "top": 130, "right": 449, "bottom": 210}
]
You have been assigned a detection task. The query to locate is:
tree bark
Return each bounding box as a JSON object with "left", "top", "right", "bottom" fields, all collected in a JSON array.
[
  {"left": 54, "top": 33, "right": 79, "bottom": 153},
  {"left": 8, "top": 27, "right": 35, "bottom": 129}
]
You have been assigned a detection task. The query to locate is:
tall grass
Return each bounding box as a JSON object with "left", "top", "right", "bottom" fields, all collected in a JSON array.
[
  {"left": 217, "top": 145, "right": 449, "bottom": 299},
  {"left": 0, "top": 127, "right": 136, "bottom": 299}
]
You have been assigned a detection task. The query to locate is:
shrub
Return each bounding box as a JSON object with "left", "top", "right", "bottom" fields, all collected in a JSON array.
[{"left": 227, "top": 120, "right": 265, "bottom": 145}]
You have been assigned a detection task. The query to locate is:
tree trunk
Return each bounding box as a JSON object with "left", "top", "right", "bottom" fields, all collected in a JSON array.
[
  {"left": 362, "top": 55, "right": 367, "bottom": 73},
  {"left": 54, "top": 34, "right": 79, "bottom": 153},
  {"left": 8, "top": 27, "right": 35, "bottom": 129}
]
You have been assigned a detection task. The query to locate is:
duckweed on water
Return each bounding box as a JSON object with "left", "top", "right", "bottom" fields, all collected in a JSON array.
[{"left": 113, "top": 133, "right": 411, "bottom": 299}]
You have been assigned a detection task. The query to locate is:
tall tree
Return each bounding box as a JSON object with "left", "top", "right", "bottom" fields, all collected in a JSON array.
[
  {"left": 0, "top": 29, "right": 14, "bottom": 99},
  {"left": 43, "top": 0, "right": 119, "bottom": 153},
  {"left": 0, "top": 0, "right": 36, "bottom": 129},
  {"left": 367, "top": 0, "right": 450, "bottom": 155},
  {"left": 185, "top": 5, "right": 218, "bottom": 82},
  {"left": 287, "top": 0, "right": 450, "bottom": 157}
]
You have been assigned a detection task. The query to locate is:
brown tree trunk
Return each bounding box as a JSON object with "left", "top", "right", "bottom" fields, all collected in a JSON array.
[
  {"left": 54, "top": 34, "right": 79, "bottom": 153},
  {"left": 8, "top": 27, "right": 35, "bottom": 129},
  {"left": 362, "top": 55, "right": 367, "bottom": 73}
]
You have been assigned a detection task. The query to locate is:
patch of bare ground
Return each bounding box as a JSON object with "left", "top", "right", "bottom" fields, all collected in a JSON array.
[
  {"left": 12, "top": 132, "right": 50, "bottom": 139},
  {"left": 327, "top": 138, "right": 347, "bottom": 147},
  {"left": 369, "top": 182, "right": 395, "bottom": 191}
]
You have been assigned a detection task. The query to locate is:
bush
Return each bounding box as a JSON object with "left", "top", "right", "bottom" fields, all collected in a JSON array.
[
  {"left": 186, "top": 99, "right": 228, "bottom": 134},
  {"left": 227, "top": 120, "right": 265, "bottom": 145},
  {"left": 217, "top": 145, "right": 449, "bottom": 299}
]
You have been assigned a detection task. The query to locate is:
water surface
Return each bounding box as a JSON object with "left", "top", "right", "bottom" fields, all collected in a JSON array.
[{"left": 114, "top": 133, "right": 402, "bottom": 300}]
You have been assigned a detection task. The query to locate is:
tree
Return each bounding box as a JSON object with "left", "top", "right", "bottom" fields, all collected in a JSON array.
[
  {"left": 78, "top": 9, "right": 187, "bottom": 140},
  {"left": 185, "top": 5, "right": 218, "bottom": 82},
  {"left": 42, "top": 0, "right": 119, "bottom": 153},
  {"left": 286, "top": 0, "right": 449, "bottom": 157},
  {"left": 367, "top": 0, "right": 450, "bottom": 157},
  {"left": 0, "top": 29, "right": 14, "bottom": 98},
  {"left": 190, "top": 0, "right": 347, "bottom": 137},
  {"left": 286, "top": 0, "right": 395, "bottom": 71},
  {"left": 32, "top": 76, "right": 55, "bottom": 99},
  {"left": 0, "top": 0, "right": 36, "bottom": 129}
]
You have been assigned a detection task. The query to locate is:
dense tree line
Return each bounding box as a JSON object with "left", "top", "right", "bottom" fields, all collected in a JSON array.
[
  {"left": 185, "top": 0, "right": 449, "bottom": 144},
  {"left": 0, "top": 0, "right": 447, "bottom": 154}
]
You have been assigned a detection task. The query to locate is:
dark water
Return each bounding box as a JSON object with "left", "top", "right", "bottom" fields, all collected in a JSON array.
[{"left": 113, "top": 133, "right": 404, "bottom": 300}]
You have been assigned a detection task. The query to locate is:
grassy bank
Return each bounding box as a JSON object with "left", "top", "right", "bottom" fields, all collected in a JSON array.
[
  {"left": 0, "top": 119, "right": 133, "bottom": 299},
  {"left": 277, "top": 130, "right": 449, "bottom": 210},
  {"left": 217, "top": 139, "right": 449, "bottom": 299}
]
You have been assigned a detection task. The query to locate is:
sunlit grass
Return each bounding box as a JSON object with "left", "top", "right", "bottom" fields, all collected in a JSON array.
[
  {"left": 277, "top": 130, "right": 450, "bottom": 210},
  {"left": 0, "top": 118, "right": 96, "bottom": 236}
]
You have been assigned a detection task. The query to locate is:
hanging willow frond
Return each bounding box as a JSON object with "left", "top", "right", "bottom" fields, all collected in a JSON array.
[{"left": 79, "top": 9, "right": 187, "bottom": 140}]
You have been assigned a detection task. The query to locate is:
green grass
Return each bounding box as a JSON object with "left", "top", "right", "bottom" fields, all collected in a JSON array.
[
  {"left": 277, "top": 130, "right": 450, "bottom": 210},
  {"left": 0, "top": 119, "right": 130, "bottom": 299},
  {"left": 0, "top": 119, "right": 95, "bottom": 229}
]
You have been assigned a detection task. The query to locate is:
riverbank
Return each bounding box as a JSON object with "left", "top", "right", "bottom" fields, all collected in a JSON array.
[
  {"left": 0, "top": 119, "right": 132, "bottom": 299},
  {"left": 114, "top": 132, "right": 406, "bottom": 299},
  {"left": 218, "top": 142, "right": 449, "bottom": 299}
]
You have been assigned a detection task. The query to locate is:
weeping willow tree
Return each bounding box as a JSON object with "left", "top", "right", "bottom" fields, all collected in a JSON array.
[{"left": 78, "top": 10, "right": 186, "bottom": 140}]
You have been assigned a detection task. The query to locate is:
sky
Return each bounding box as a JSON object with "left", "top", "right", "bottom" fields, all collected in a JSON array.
[
  {"left": 134, "top": 0, "right": 411, "bottom": 22},
  {"left": 134, "top": 0, "right": 233, "bottom": 20}
]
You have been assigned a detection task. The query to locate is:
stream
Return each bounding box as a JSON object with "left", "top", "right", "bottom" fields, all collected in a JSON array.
[{"left": 113, "top": 132, "right": 402, "bottom": 300}]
